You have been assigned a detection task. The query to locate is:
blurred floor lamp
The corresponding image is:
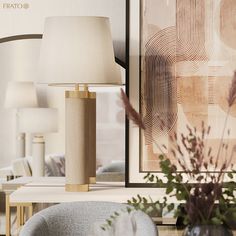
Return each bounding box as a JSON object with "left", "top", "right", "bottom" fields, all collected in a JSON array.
[
  {"left": 38, "top": 16, "right": 121, "bottom": 192},
  {"left": 4, "top": 81, "right": 38, "bottom": 158},
  {"left": 18, "top": 108, "right": 58, "bottom": 177}
]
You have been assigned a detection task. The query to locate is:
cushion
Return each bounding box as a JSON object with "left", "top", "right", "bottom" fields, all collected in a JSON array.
[
  {"left": 14, "top": 154, "right": 65, "bottom": 177},
  {"left": 45, "top": 154, "right": 65, "bottom": 177},
  {"left": 11, "top": 158, "right": 31, "bottom": 176},
  {"left": 96, "top": 161, "right": 125, "bottom": 174}
]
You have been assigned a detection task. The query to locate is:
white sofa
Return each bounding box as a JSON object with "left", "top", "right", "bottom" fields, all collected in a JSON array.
[
  {"left": 0, "top": 154, "right": 65, "bottom": 178},
  {"left": 0, "top": 155, "right": 125, "bottom": 181}
]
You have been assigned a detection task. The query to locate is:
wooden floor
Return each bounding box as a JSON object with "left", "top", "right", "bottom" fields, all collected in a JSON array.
[{"left": 158, "top": 226, "right": 183, "bottom": 236}]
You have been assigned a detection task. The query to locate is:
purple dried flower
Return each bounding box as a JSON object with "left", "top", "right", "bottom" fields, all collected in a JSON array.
[
  {"left": 120, "top": 88, "right": 145, "bottom": 130},
  {"left": 228, "top": 71, "right": 236, "bottom": 107}
]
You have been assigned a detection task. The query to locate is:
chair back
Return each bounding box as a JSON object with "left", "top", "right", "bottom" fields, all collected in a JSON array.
[{"left": 20, "top": 201, "right": 158, "bottom": 236}]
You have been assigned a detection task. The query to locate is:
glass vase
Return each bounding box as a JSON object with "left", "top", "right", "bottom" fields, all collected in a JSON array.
[{"left": 183, "top": 225, "right": 233, "bottom": 236}]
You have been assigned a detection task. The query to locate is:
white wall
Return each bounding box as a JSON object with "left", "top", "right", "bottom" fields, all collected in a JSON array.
[
  {"left": 0, "top": 0, "right": 126, "bottom": 168},
  {"left": 0, "top": 0, "right": 126, "bottom": 63}
]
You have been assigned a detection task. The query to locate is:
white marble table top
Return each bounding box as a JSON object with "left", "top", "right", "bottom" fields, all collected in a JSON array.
[
  {"left": 9, "top": 184, "right": 180, "bottom": 204},
  {"left": 2, "top": 176, "right": 124, "bottom": 190}
]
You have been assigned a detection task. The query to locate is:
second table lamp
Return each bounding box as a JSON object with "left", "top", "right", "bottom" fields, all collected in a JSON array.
[{"left": 19, "top": 108, "right": 58, "bottom": 177}]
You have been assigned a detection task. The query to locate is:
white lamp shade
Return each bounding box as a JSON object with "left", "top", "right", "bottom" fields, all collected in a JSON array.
[
  {"left": 5, "top": 81, "right": 38, "bottom": 108},
  {"left": 38, "top": 16, "right": 122, "bottom": 86},
  {"left": 19, "top": 108, "right": 58, "bottom": 133}
]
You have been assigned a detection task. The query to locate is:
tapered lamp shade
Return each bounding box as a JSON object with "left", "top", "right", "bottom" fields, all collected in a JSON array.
[
  {"left": 38, "top": 16, "right": 121, "bottom": 85},
  {"left": 18, "top": 108, "right": 58, "bottom": 133},
  {"left": 5, "top": 81, "right": 38, "bottom": 108}
]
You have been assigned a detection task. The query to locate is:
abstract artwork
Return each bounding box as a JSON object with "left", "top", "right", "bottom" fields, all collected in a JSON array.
[{"left": 140, "top": 0, "right": 236, "bottom": 171}]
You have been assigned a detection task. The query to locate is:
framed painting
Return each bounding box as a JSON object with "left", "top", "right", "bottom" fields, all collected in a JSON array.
[{"left": 127, "top": 0, "right": 236, "bottom": 186}]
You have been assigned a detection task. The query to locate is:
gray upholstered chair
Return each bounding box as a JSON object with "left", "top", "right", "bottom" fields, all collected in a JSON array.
[{"left": 20, "top": 201, "right": 158, "bottom": 236}]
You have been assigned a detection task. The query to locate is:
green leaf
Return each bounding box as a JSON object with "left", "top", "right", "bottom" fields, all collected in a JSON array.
[
  {"left": 148, "top": 175, "right": 154, "bottom": 182},
  {"left": 114, "top": 211, "right": 119, "bottom": 216},
  {"left": 143, "top": 197, "right": 148, "bottom": 204},
  {"left": 167, "top": 203, "right": 175, "bottom": 212},
  {"left": 106, "top": 219, "right": 112, "bottom": 226},
  {"left": 132, "top": 197, "right": 137, "bottom": 203},
  {"left": 175, "top": 174, "right": 183, "bottom": 183},
  {"left": 144, "top": 173, "right": 150, "bottom": 179},
  {"left": 196, "top": 175, "right": 204, "bottom": 182},
  {"left": 137, "top": 194, "right": 142, "bottom": 202},
  {"left": 176, "top": 192, "right": 186, "bottom": 201},
  {"left": 127, "top": 207, "right": 132, "bottom": 213},
  {"left": 183, "top": 217, "right": 190, "bottom": 225},
  {"left": 227, "top": 172, "right": 233, "bottom": 179},
  {"left": 211, "top": 217, "right": 222, "bottom": 225},
  {"left": 166, "top": 184, "right": 174, "bottom": 194}
]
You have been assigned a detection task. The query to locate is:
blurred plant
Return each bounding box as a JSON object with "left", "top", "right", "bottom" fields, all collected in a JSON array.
[
  {"left": 101, "top": 207, "right": 132, "bottom": 231},
  {"left": 121, "top": 72, "right": 236, "bottom": 227}
]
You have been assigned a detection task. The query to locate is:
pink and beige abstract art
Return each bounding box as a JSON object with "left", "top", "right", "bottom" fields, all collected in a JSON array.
[{"left": 140, "top": 0, "right": 236, "bottom": 171}]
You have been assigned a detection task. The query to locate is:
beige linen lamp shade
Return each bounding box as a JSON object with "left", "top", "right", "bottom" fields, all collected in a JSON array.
[
  {"left": 5, "top": 81, "right": 38, "bottom": 108},
  {"left": 18, "top": 108, "right": 58, "bottom": 133},
  {"left": 38, "top": 16, "right": 121, "bottom": 86}
]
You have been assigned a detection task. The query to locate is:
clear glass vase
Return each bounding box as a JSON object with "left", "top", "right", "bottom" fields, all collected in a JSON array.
[{"left": 183, "top": 225, "right": 233, "bottom": 236}]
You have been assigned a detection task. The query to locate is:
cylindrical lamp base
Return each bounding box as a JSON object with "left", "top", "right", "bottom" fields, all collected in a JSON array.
[
  {"left": 65, "top": 88, "right": 96, "bottom": 192},
  {"left": 17, "top": 133, "right": 25, "bottom": 158},
  {"left": 32, "top": 136, "right": 45, "bottom": 177}
]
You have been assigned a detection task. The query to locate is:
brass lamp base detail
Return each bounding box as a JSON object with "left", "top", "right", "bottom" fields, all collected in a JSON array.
[
  {"left": 65, "top": 184, "right": 89, "bottom": 192},
  {"left": 89, "top": 177, "right": 96, "bottom": 184}
]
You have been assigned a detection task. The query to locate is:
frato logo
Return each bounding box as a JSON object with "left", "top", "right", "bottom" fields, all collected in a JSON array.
[{"left": 1, "top": 3, "right": 30, "bottom": 9}]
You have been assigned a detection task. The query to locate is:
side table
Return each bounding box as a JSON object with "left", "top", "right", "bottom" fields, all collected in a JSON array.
[
  {"left": 2, "top": 177, "right": 65, "bottom": 236},
  {"left": 8, "top": 184, "right": 178, "bottom": 235},
  {"left": 4, "top": 177, "right": 124, "bottom": 235}
]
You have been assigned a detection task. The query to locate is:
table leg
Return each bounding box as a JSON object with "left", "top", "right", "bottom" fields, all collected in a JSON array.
[
  {"left": 6, "top": 200, "right": 33, "bottom": 236},
  {"left": 5, "top": 194, "right": 11, "bottom": 236},
  {"left": 28, "top": 204, "right": 33, "bottom": 218},
  {"left": 20, "top": 206, "right": 24, "bottom": 225},
  {"left": 16, "top": 205, "right": 21, "bottom": 230}
]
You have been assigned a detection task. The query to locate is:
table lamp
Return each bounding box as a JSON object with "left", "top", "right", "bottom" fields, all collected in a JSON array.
[
  {"left": 18, "top": 108, "right": 58, "bottom": 177},
  {"left": 4, "top": 81, "right": 38, "bottom": 158},
  {"left": 38, "top": 16, "right": 122, "bottom": 192}
]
